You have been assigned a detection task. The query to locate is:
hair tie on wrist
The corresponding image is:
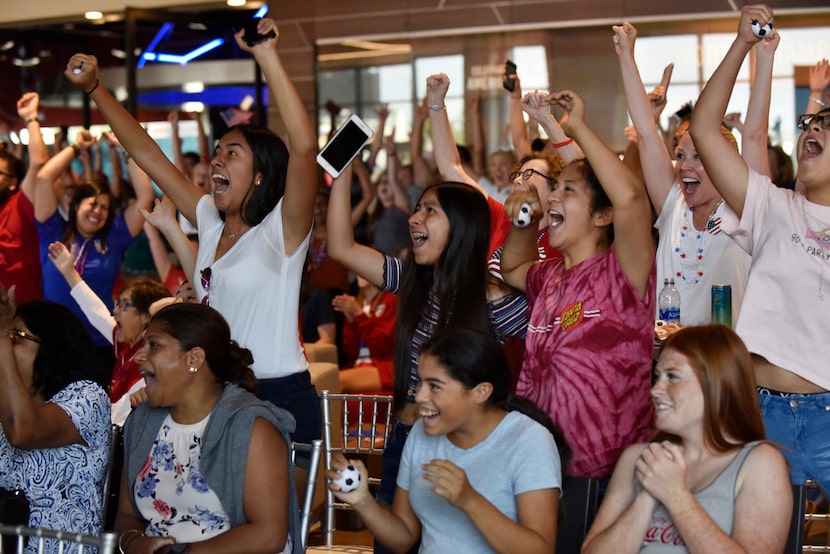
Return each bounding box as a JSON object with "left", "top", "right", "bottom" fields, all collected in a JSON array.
[
  {"left": 26, "top": 117, "right": 39, "bottom": 125},
  {"left": 552, "top": 138, "right": 573, "bottom": 148},
  {"left": 71, "top": 144, "right": 81, "bottom": 158},
  {"left": 85, "top": 79, "right": 100, "bottom": 95}
]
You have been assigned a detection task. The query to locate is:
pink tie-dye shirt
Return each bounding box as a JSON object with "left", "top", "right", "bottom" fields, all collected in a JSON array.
[{"left": 518, "top": 246, "right": 656, "bottom": 479}]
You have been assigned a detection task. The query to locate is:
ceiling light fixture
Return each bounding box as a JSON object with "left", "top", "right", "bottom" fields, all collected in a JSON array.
[
  {"left": 84, "top": 11, "right": 104, "bottom": 21},
  {"left": 227, "top": 0, "right": 246, "bottom": 7}
]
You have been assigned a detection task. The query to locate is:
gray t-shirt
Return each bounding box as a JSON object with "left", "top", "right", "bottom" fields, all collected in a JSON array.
[{"left": 397, "top": 410, "right": 562, "bottom": 553}]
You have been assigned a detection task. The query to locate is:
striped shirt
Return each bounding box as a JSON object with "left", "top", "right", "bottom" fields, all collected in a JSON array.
[{"left": 383, "top": 255, "right": 528, "bottom": 401}]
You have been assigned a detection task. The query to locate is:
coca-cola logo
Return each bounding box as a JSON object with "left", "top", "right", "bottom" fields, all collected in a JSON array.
[{"left": 643, "top": 516, "right": 686, "bottom": 546}]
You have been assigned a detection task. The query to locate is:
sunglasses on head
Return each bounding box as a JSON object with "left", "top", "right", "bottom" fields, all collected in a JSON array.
[{"left": 797, "top": 111, "right": 830, "bottom": 131}]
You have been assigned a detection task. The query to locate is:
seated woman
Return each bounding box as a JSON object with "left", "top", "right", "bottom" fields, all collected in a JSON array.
[
  {"left": 114, "top": 303, "right": 303, "bottom": 554},
  {"left": 582, "top": 325, "right": 791, "bottom": 553},
  {"left": 332, "top": 275, "right": 398, "bottom": 393},
  {"left": 328, "top": 329, "right": 565, "bottom": 554},
  {"left": 0, "top": 285, "right": 111, "bottom": 553}
]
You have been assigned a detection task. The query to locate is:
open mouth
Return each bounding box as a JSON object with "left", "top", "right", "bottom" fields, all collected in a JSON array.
[
  {"left": 212, "top": 173, "right": 230, "bottom": 194},
  {"left": 804, "top": 138, "right": 823, "bottom": 157},
  {"left": 549, "top": 210, "right": 564, "bottom": 228},
  {"left": 681, "top": 177, "right": 701, "bottom": 196},
  {"left": 411, "top": 231, "right": 427, "bottom": 247}
]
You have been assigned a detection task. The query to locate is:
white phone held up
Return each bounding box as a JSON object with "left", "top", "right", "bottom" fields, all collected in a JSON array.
[{"left": 317, "top": 114, "right": 374, "bottom": 178}]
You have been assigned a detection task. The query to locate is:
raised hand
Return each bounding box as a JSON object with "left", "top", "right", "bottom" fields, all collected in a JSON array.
[
  {"left": 809, "top": 59, "right": 830, "bottom": 101},
  {"left": 47, "top": 241, "right": 78, "bottom": 278},
  {"left": 547, "top": 90, "right": 586, "bottom": 134},
  {"left": 738, "top": 4, "right": 774, "bottom": 45},
  {"left": 521, "top": 90, "right": 553, "bottom": 124},
  {"left": 16, "top": 92, "right": 39, "bottom": 122},
  {"left": 611, "top": 21, "right": 637, "bottom": 57},
  {"left": 234, "top": 17, "right": 280, "bottom": 54},
  {"left": 140, "top": 196, "right": 180, "bottom": 235},
  {"left": 426, "top": 73, "right": 451, "bottom": 106},
  {"left": 64, "top": 54, "right": 99, "bottom": 94}
]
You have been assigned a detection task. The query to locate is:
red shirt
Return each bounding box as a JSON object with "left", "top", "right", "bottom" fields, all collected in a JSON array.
[
  {"left": 0, "top": 192, "right": 42, "bottom": 303},
  {"left": 341, "top": 291, "right": 397, "bottom": 390}
]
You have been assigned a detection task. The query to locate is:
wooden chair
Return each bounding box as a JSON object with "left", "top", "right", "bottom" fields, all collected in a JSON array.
[{"left": 0, "top": 523, "right": 117, "bottom": 554}]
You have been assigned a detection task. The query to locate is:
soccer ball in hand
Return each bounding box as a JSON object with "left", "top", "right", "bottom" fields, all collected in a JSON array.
[
  {"left": 515, "top": 202, "right": 532, "bottom": 228},
  {"left": 332, "top": 463, "right": 361, "bottom": 493},
  {"left": 751, "top": 20, "right": 773, "bottom": 38}
]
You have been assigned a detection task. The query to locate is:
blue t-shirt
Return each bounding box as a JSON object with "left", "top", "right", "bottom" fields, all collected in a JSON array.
[
  {"left": 398, "top": 410, "right": 561, "bottom": 553},
  {"left": 37, "top": 211, "right": 134, "bottom": 347}
]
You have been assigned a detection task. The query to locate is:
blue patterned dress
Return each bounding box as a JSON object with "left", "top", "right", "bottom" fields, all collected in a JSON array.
[{"left": 0, "top": 380, "right": 111, "bottom": 554}]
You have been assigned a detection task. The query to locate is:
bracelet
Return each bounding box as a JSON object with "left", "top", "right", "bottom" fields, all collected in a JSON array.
[
  {"left": 118, "top": 529, "right": 143, "bottom": 554},
  {"left": 552, "top": 138, "right": 573, "bottom": 148},
  {"left": 71, "top": 144, "right": 81, "bottom": 158},
  {"left": 429, "top": 104, "right": 446, "bottom": 112},
  {"left": 26, "top": 117, "right": 39, "bottom": 125},
  {"left": 809, "top": 96, "right": 827, "bottom": 109},
  {"left": 85, "top": 79, "right": 100, "bottom": 95}
]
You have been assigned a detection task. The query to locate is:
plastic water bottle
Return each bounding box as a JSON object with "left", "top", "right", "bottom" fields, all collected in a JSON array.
[{"left": 658, "top": 278, "right": 681, "bottom": 324}]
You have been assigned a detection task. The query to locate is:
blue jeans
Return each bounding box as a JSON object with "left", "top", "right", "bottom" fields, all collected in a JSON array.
[
  {"left": 758, "top": 390, "right": 830, "bottom": 496},
  {"left": 375, "top": 416, "right": 417, "bottom": 554}
]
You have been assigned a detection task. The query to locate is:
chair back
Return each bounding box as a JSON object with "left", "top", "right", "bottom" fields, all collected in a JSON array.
[
  {"left": 0, "top": 524, "right": 117, "bottom": 554},
  {"left": 101, "top": 424, "right": 122, "bottom": 529},
  {"left": 290, "top": 439, "right": 323, "bottom": 551},
  {"left": 319, "top": 390, "right": 393, "bottom": 546},
  {"left": 555, "top": 475, "right": 600, "bottom": 554},
  {"left": 785, "top": 483, "right": 807, "bottom": 554}
]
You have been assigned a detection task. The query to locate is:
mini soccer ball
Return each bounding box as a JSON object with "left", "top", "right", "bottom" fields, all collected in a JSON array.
[
  {"left": 750, "top": 20, "right": 773, "bottom": 38},
  {"left": 332, "top": 463, "right": 361, "bottom": 493},
  {"left": 515, "top": 202, "right": 532, "bottom": 227}
]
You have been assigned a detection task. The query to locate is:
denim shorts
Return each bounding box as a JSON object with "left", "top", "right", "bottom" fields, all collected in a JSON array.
[{"left": 758, "top": 388, "right": 830, "bottom": 496}]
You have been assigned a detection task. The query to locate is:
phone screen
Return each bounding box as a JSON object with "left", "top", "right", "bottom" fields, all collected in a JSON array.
[
  {"left": 503, "top": 60, "right": 517, "bottom": 92},
  {"left": 319, "top": 119, "right": 371, "bottom": 175}
]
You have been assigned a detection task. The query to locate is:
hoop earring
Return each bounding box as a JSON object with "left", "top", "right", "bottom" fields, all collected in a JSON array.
[{"left": 188, "top": 366, "right": 198, "bottom": 374}]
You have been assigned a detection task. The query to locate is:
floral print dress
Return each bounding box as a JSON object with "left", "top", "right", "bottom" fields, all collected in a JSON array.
[{"left": 134, "top": 414, "right": 229, "bottom": 542}]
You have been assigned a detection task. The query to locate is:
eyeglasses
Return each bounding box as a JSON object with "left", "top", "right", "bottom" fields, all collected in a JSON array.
[
  {"left": 509, "top": 168, "right": 554, "bottom": 183},
  {"left": 200, "top": 267, "right": 212, "bottom": 306},
  {"left": 9, "top": 328, "right": 41, "bottom": 344},
  {"left": 114, "top": 299, "right": 136, "bottom": 311},
  {"left": 797, "top": 111, "right": 830, "bottom": 131}
]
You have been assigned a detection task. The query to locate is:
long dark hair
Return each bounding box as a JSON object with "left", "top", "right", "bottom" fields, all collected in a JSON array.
[
  {"left": 223, "top": 124, "right": 290, "bottom": 227},
  {"left": 62, "top": 182, "right": 115, "bottom": 245},
  {"left": 392, "top": 182, "right": 494, "bottom": 408},
  {"left": 149, "top": 303, "right": 257, "bottom": 392},
  {"left": 421, "top": 329, "right": 571, "bottom": 472},
  {"left": 16, "top": 301, "right": 103, "bottom": 400}
]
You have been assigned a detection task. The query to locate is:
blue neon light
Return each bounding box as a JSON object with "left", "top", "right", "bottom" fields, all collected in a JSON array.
[{"left": 254, "top": 5, "right": 268, "bottom": 18}]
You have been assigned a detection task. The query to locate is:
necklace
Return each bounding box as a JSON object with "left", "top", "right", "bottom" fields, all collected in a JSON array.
[
  {"left": 673, "top": 201, "right": 724, "bottom": 286},
  {"left": 800, "top": 198, "right": 830, "bottom": 300}
]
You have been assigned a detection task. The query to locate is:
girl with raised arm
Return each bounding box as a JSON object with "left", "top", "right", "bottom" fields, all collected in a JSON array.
[
  {"left": 500, "top": 89, "right": 656, "bottom": 481},
  {"left": 689, "top": 4, "right": 830, "bottom": 495},
  {"left": 326, "top": 159, "right": 528, "bottom": 552},
  {"left": 613, "top": 21, "right": 751, "bottom": 326},
  {"left": 64, "top": 16, "right": 320, "bottom": 447}
]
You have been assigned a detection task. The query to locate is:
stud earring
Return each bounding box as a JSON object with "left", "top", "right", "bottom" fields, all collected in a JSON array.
[{"left": 188, "top": 366, "right": 198, "bottom": 374}]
